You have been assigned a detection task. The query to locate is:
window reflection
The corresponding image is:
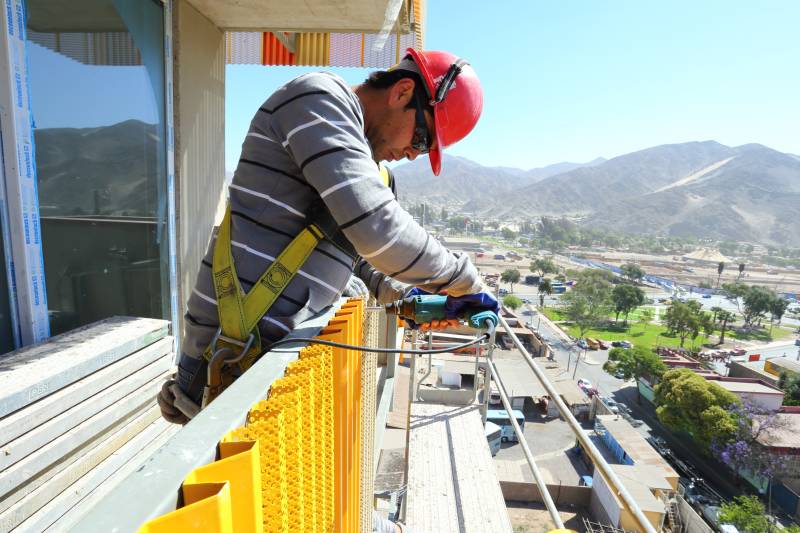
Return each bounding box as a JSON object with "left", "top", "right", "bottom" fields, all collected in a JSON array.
[{"left": 26, "top": 0, "right": 168, "bottom": 335}]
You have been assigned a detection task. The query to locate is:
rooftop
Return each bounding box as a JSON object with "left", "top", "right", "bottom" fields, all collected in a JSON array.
[
  {"left": 704, "top": 376, "right": 784, "bottom": 395},
  {"left": 596, "top": 415, "right": 679, "bottom": 488},
  {"left": 755, "top": 412, "right": 800, "bottom": 449}
]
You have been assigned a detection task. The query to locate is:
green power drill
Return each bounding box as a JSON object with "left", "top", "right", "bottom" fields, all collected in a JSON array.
[{"left": 386, "top": 294, "right": 498, "bottom": 331}]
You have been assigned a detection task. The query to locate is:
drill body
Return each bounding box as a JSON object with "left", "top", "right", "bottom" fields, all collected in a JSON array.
[{"left": 388, "top": 294, "right": 498, "bottom": 330}]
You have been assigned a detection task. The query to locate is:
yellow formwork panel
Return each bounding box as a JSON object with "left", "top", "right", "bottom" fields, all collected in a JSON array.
[
  {"left": 182, "top": 441, "right": 263, "bottom": 533},
  {"left": 139, "top": 482, "right": 233, "bottom": 533},
  {"left": 139, "top": 298, "right": 364, "bottom": 533}
]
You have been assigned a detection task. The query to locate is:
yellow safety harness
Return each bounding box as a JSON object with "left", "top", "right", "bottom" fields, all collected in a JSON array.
[{"left": 200, "top": 166, "right": 392, "bottom": 406}]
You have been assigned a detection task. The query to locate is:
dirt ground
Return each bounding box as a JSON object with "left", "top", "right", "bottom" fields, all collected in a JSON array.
[
  {"left": 468, "top": 246, "right": 800, "bottom": 294},
  {"left": 506, "top": 501, "right": 591, "bottom": 533}
]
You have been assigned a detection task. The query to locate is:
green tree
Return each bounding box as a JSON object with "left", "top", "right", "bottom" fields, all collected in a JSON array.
[
  {"left": 722, "top": 282, "right": 749, "bottom": 314},
  {"left": 440, "top": 207, "right": 448, "bottom": 221},
  {"left": 611, "top": 284, "right": 645, "bottom": 325},
  {"left": 503, "top": 295, "right": 522, "bottom": 311},
  {"left": 716, "top": 261, "right": 726, "bottom": 288},
  {"left": 530, "top": 257, "right": 558, "bottom": 278},
  {"left": 501, "top": 227, "right": 517, "bottom": 241},
  {"left": 501, "top": 269, "right": 521, "bottom": 293},
  {"left": 769, "top": 296, "right": 789, "bottom": 332},
  {"left": 743, "top": 286, "right": 775, "bottom": 328},
  {"left": 717, "top": 495, "right": 769, "bottom": 533},
  {"left": 717, "top": 310, "right": 735, "bottom": 344},
  {"left": 538, "top": 278, "right": 552, "bottom": 308},
  {"left": 620, "top": 263, "right": 645, "bottom": 283},
  {"left": 779, "top": 373, "right": 800, "bottom": 406},
  {"left": 663, "top": 301, "right": 703, "bottom": 347},
  {"left": 710, "top": 306, "right": 723, "bottom": 325},
  {"left": 562, "top": 270, "right": 613, "bottom": 338},
  {"left": 603, "top": 346, "right": 667, "bottom": 403},
  {"left": 639, "top": 307, "right": 654, "bottom": 326},
  {"left": 655, "top": 368, "right": 739, "bottom": 449}
]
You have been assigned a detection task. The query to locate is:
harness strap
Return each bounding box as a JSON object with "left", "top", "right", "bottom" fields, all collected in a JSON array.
[
  {"left": 203, "top": 164, "right": 392, "bottom": 371},
  {"left": 202, "top": 205, "right": 323, "bottom": 370}
]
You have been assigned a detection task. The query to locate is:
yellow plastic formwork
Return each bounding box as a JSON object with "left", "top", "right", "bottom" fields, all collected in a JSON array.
[{"left": 138, "top": 298, "right": 365, "bottom": 533}]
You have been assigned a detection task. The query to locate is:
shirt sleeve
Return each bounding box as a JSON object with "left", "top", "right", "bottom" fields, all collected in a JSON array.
[
  {"left": 354, "top": 258, "right": 408, "bottom": 304},
  {"left": 267, "top": 74, "right": 482, "bottom": 296}
]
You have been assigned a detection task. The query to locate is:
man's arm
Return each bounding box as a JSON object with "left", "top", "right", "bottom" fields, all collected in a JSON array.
[
  {"left": 265, "top": 74, "right": 482, "bottom": 296},
  {"left": 354, "top": 258, "right": 408, "bottom": 304}
]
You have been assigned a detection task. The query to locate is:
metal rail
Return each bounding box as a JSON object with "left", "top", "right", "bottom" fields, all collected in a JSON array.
[{"left": 497, "top": 314, "right": 658, "bottom": 533}]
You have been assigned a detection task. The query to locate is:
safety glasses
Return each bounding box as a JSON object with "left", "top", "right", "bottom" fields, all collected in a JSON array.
[{"left": 410, "top": 88, "right": 432, "bottom": 154}]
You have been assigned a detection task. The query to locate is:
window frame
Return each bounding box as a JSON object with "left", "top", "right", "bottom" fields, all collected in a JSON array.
[{"left": 0, "top": 0, "right": 178, "bottom": 353}]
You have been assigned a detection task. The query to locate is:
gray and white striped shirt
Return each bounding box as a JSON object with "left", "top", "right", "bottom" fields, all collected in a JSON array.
[{"left": 182, "top": 72, "right": 481, "bottom": 359}]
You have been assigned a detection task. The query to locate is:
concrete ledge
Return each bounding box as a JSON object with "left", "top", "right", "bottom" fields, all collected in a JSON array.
[{"left": 500, "top": 481, "right": 591, "bottom": 507}]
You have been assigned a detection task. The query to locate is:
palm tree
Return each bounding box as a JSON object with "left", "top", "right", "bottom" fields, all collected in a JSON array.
[
  {"left": 538, "top": 279, "right": 552, "bottom": 308},
  {"left": 710, "top": 306, "right": 723, "bottom": 326},
  {"left": 716, "top": 261, "right": 725, "bottom": 288},
  {"left": 717, "top": 310, "right": 735, "bottom": 344}
]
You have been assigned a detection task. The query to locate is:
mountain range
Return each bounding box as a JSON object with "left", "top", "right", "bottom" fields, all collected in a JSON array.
[{"left": 392, "top": 141, "right": 800, "bottom": 246}]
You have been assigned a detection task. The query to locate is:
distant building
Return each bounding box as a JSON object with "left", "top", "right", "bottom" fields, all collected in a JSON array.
[
  {"left": 703, "top": 376, "right": 785, "bottom": 411},
  {"left": 590, "top": 415, "right": 679, "bottom": 531}
]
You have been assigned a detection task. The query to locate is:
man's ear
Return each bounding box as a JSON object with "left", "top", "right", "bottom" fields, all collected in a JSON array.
[{"left": 388, "top": 78, "right": 415, "bottom": 109}]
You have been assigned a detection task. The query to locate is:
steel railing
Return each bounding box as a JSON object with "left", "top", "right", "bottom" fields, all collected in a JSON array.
[{"left": 494, "top": 314, "right": 658, "bottom": 533}]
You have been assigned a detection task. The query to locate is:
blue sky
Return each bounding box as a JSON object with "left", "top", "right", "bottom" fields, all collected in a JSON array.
[{"left": 225, "top": 1, "right": 799, "bottom": 171}]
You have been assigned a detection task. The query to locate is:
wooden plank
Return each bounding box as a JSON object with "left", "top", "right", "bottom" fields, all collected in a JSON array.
[
  {"left": 0, "top": 338, "right": 173, "bottom": 447},
  {"left": 0, "top": 351, "right": 172, "bottom": 471},
  {"left": 0, "top": 316, "right": 170, "bottom": 418},
  {"left": 0, "top": 405, "right": 162, "bottom": 529},
  {"left": 24, "top": 419, "right": 179, "bottom": 533},
  {"left": 0, "top": 372, "right": 168, "bottom": 499},
  {"left": 405, "top": 402, "right": 513, "bottom": 533}
]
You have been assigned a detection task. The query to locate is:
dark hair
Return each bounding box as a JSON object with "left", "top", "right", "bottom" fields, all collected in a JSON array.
[{"left": 364, "top": 70, "right": 430, "bottom": 111}]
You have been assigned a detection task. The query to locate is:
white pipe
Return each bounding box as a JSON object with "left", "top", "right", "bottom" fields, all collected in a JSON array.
[{"left": 497, "top": 315, "right": 658, "bottom": 533}]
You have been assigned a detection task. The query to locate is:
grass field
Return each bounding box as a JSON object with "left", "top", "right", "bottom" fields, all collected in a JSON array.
[{"left": 539, "top": 305, "right": 795, "bottom": 350}]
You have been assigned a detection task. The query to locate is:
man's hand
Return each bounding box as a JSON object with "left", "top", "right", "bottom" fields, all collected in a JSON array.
[
  {"left": 157, "top": 378, "right": 190, "bottom": 425},
  {"left": 444, "top": 291, "right": 501, "bottom": 320}
]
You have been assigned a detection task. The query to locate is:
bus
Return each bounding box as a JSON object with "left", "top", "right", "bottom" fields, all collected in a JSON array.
[
  {"left": 484, "top": 421, "right": 502, "bottom": 456},
  {"left": 486, "top": 409, "right": 525, "bottom": 442}
]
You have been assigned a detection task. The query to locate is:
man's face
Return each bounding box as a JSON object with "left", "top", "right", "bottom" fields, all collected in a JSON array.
[{"left": 366, "top": 78, "right": 435, "bottom": 164}]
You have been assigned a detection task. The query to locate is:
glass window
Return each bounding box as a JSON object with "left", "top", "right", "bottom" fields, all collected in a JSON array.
[
  {"left": 25, "top": 0, "right": 169, "bottom": 335},
  {"left": 0, "top": 230, "right": 14, "bottom": 354}
]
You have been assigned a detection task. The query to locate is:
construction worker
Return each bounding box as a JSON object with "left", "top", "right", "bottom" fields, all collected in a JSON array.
[{"left": 158, "top": 49, "right": 498, "bottom": 424}]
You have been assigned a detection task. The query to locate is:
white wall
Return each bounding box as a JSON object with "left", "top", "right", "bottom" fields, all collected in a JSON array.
[{"left": 173, "top": 0, "right": 225, "bottom": 339}]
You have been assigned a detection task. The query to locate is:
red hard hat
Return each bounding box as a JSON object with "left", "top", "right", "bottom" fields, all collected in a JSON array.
[{"left": 404, "top": 48, "right": 483, "bottom": 176}]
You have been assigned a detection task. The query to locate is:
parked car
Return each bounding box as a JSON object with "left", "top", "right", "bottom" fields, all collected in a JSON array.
[
  {"left": 521, "top": 297, "right": 531, "bottom": 304},
  {"left": 614, "top": 369, "right": 626, "bottom": 379},
  {"left": 577, "top": 378, "right": 592, "bottom": 390},
  {"left": 597, "top": 339, "right": 609, "bottom": 350},
  {"left": 619, "top": 340, "right": 633, "bottom": 348},
  {"left": 611, "top": 340, "right": 622, "bottom": 347},
  {"left": 702, "top": 294, "right": 712, "bottom": 299},
  {"left": 603, "top": 398, "right": 619, "bottom": 414},
  {"left": 499, "top": 288, "right": 508, "bottom": 296},
  {"left": 586, "top": 338, "right": 600, "bottom": 350},
  {"left": 576, "top": 339, "right": 588, "bottom": 349}
]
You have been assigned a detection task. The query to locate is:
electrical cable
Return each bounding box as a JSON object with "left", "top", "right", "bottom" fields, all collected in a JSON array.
[{"left": 267, "top": 332, "right": 490, "bottom": 355}]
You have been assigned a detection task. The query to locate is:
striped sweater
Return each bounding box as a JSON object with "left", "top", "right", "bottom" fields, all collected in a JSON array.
[{"left": 182, "top": 72, "right": 481, "bottom": 359}]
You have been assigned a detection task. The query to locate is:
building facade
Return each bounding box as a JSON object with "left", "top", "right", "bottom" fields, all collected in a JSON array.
[{"left": 0, "top": 0, "right": 424, "bottom": 357}]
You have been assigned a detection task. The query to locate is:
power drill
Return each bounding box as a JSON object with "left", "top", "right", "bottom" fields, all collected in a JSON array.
[{"left": 385, "top": 294, "right": 498, "bottom": 330}]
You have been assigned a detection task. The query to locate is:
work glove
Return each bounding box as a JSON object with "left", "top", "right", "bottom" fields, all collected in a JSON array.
[
  {"left": 343, "top": 274, "right": 369, "bottom": 298},
  {"left": 157, "top": 377, "right": 200, "bottom": 425},
  {"left": 444, "top": 291, "right": 501, "bottom": 326}
]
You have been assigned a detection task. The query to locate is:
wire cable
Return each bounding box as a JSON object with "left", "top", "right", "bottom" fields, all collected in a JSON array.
[{"left": 267, "top": 332, "right": 490, "bottom": 355}]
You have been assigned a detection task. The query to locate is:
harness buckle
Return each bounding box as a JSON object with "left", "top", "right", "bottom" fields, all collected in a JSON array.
[{"left": 201, "top": 328, "right": 256, "bottom": 408}]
